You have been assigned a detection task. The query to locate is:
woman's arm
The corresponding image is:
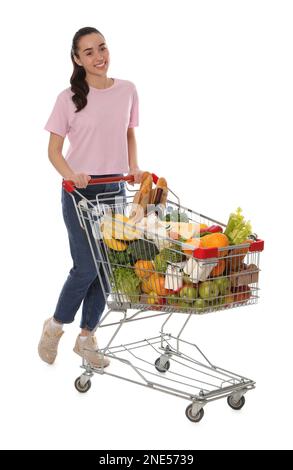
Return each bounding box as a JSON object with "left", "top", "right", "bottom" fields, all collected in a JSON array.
[
  {"left": 48, "top": 133, "right": 90, "bottom": 188},
  {"left": 127, "top": 128, "right": 143, "bottom": 183}
]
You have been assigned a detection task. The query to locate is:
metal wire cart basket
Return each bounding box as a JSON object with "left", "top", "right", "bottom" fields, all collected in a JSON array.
[{"left": 63, "top": 174, "right": 264, "bottom": 423}]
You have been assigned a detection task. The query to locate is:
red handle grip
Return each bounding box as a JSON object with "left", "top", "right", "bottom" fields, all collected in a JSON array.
[
  {"left": 62, "top": 173, "right": 159, "bottom": 193},
  {"left": 88, "top": 175, "right": 135, "bottom": 185},
  {"left": 62, "top": 175, "right": 135, "bottom": 193}
]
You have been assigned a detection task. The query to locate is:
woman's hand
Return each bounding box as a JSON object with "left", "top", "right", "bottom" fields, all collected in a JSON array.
[
  {"left": 68, "top": 173, "right": 91, "bottom": 189},
  {"left": 128, "top": 168, "right": 144, "bottom": 185}
]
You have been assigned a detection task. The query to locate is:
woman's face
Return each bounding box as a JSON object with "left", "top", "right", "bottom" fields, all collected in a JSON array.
[{"left": 74, "top": 33, "right": 110, "bottom": 77}]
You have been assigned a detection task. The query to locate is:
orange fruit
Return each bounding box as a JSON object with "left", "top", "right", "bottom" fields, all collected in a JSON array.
[{"left": 200, "top": 233, "right": 229, "bottom": 257}]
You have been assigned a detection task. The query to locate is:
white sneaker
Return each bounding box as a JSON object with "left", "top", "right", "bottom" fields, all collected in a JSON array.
[
  {"left": 73, "top": 335, "right": 110, "bottom": 368},
  {"left": 38, "top": 317, "right": 64, "bottom": 364}
]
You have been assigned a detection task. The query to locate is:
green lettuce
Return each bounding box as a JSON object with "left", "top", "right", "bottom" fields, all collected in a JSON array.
[
  {"left": 113, "top": 267, "right": 141, "bottom": 302},
  {"left": 224, "top": 207, "right": 252, "bottom": 245}
]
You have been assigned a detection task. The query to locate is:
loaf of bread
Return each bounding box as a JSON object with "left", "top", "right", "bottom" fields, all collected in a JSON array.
[
  {"left": 129, "top": 174, "right": 168, "bottom": 222},
  {"left": 129, "top": 172, "right": 153, "bottom": 222},
  {"left": 151, "top": 177, "right": 168, "bottom": 207}
]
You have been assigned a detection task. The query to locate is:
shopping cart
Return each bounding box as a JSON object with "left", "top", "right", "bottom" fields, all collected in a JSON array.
[{"left": 63, "top": 174, "right": 264, "bottom": 423}]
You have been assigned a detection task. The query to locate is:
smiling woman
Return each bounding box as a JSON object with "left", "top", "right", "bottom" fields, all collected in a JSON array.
[
  {"left": 38, "top": 26, "right": 144, "bottom": 368},
  {"left": 70, "top": 27, "right": 113, "bottom": 110}
]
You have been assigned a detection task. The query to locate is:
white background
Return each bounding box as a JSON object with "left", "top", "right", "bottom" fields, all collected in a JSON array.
[{"left": 1, "top": 0, "right": 292, "bottom": 450}]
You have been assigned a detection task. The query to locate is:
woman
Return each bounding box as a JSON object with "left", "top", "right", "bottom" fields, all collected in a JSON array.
[{"left": 38, "top": 26, "right": 143, "bottom": 368}]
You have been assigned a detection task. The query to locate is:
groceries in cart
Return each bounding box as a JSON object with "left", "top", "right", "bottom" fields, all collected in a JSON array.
[
  {"left": 97, "top": 177, "right": 262, "bottom": 314},
  {"left": 69, "top": 174, "right": 263, "bottom": 422}
]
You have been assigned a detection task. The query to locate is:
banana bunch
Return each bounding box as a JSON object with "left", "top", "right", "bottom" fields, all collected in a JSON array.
[{"left": 101, "top": 214, "right": 140, "bottom": 251}]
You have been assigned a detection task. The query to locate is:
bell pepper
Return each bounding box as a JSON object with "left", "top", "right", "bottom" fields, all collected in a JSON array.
[
  {"left": 199, "top": 225, "right": 223, "bottom": 237},
  {"left": 207, "top": 225, "right": 223, "bottom": 233}
]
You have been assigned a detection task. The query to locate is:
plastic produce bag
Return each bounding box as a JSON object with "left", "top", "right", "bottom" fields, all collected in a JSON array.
[
  {"left": 164, "top": 262, "right": 186, "bottom": 291},
  {"left": 183, "top": 258, "right": 217, "bottom": 283}
]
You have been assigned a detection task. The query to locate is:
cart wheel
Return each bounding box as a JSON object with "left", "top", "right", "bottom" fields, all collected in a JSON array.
[
  {"left": 185, "top": 404, "right": 204, "bottom": 423},
  {"left": 155, "top": 357, "right": 170, "bottom": 373},
  {"left": 227, "top": 395, "right": 245, "bottom": 410},
  {"left": 74, "top": 377, "right": 91, "bottom": 393}
]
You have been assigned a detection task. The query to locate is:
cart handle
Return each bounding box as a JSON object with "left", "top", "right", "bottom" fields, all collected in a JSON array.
[{"left": 62, "top": 173, "right": 159, "bottom": 193}]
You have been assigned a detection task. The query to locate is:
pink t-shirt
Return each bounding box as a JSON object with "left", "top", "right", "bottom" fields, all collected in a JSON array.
[{"left": 44, "top": 78, "right": 139, "bottom": 174}]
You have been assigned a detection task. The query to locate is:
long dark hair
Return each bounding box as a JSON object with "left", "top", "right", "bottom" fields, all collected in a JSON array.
[{"left": 70, "top": 27, "right": 105, "bottom": 112}]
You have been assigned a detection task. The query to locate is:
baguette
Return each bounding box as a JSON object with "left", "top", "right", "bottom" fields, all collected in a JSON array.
[
  {"left": 151, "top": 177, "right": 168, "bottom": 207},
  {"left": 129, "top": 172, "right": 153, "bottom": 221}
]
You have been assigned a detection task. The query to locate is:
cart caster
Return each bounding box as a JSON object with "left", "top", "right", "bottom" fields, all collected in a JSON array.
[
  {"left": 155, "top": 357, "right": 170, "bottom": 373},
  {"left": 227, "top": 395, "right": 245, "bottom": 410},
  {"left": 185, "top": 404, "right": 204, "bottom": 423},
  {"left": 74, "top": 377, "right": 92, "bottom": 393}
]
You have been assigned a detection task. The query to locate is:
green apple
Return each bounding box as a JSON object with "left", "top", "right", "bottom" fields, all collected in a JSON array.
[
  {"left": 217, "top": 296, "right": 225, "bottom": 305},
  {"left": 167, "top": 294, "right": 180, "bottom": 305},
  {"left": 212, "top": 296, "right": 225, "bottom": 310},
  {"left": 214, "top": 277, "right": 230, "bottom": 295},
  {"left": 193, "top": 298, "right": 207, "bottom": 310},
  {"left": 179, "top": 286, "right": 198, "bottom": 303},
  {"left": 178, "top": 301, "right": 192, "bottom": 309},
  {"left": 198, "top": 281, "right": 219, "bottom": 300}
]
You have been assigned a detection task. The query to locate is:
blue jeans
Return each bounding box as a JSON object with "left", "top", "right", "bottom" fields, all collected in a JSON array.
[{"left": 53, "top": 175, "right": 126, "bottom": 331}]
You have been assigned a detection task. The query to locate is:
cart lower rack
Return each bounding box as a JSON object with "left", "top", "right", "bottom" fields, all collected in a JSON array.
[
  {"left": 75, "top": 312, "right": 255, "bottom": 422},
  {"left": 63, "top": 174, "right": 264, "bottom": 422}
]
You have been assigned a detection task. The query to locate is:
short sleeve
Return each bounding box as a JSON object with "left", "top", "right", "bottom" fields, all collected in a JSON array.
[
  {"left": 44, "top": 92, "right": 69, "bottom": 137},
  {"left": 128, "top": 86, "right": 139, "bottom": 128}
]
